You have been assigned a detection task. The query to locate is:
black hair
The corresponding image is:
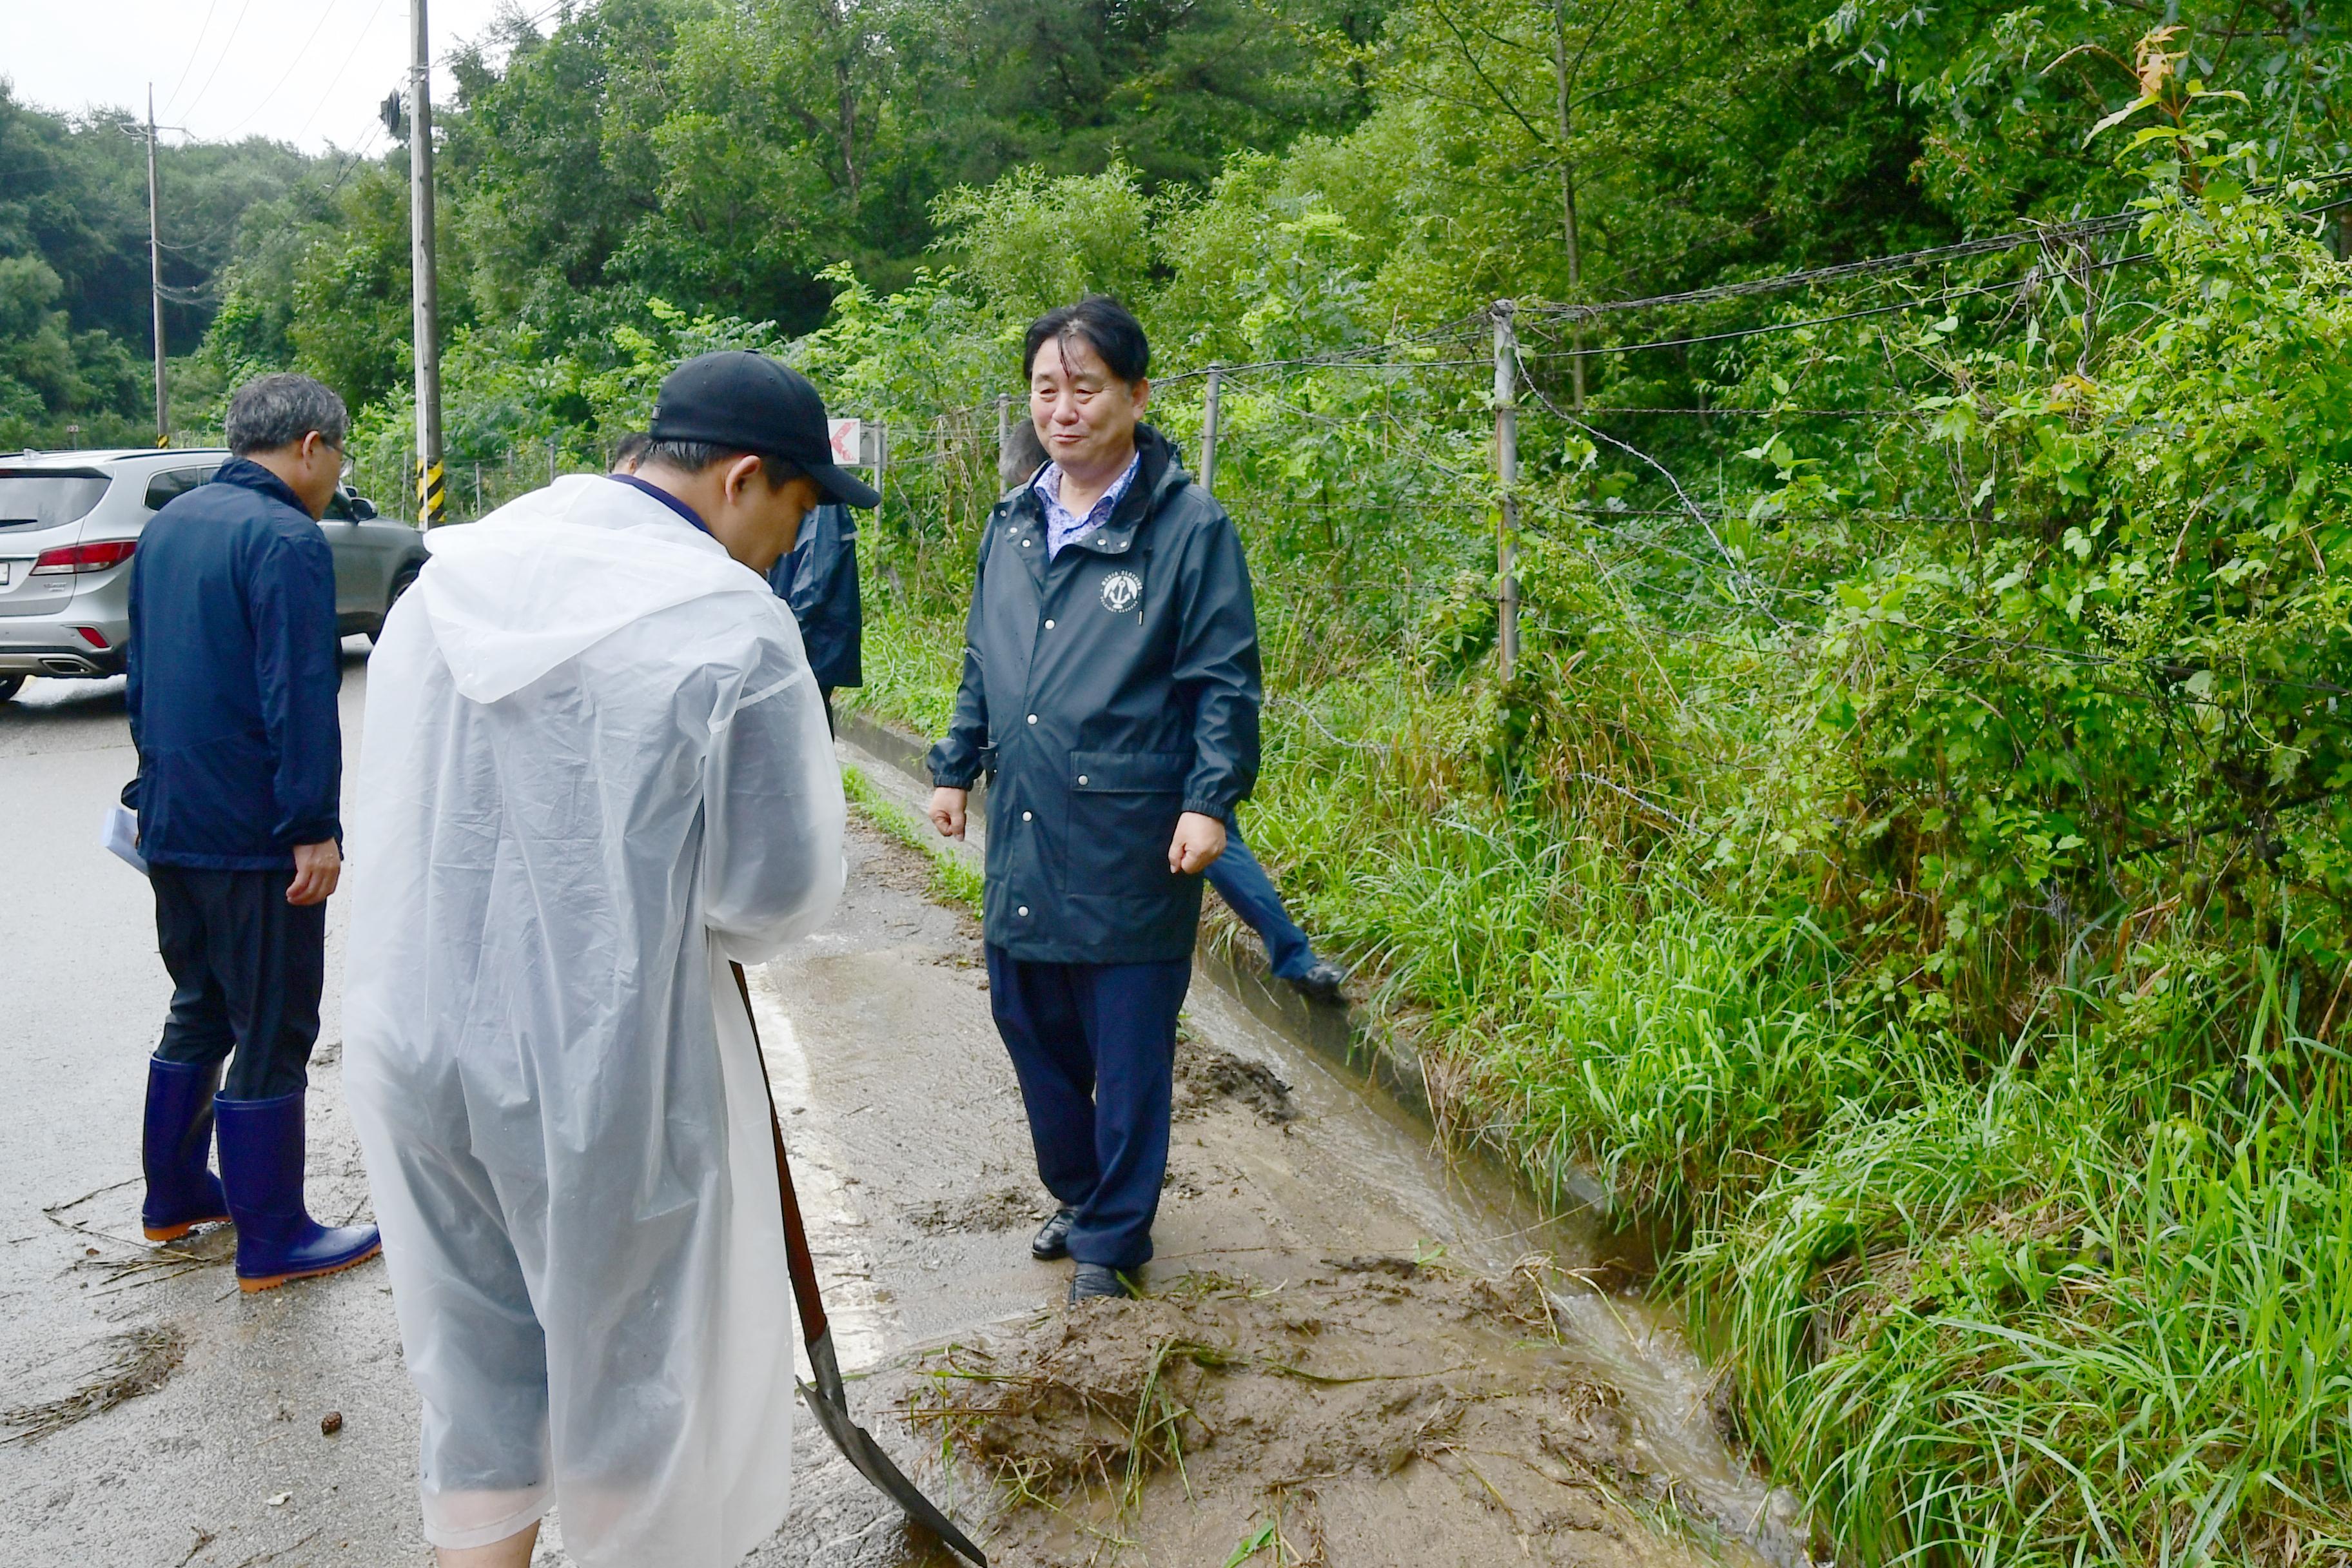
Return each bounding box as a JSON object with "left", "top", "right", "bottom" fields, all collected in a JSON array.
[
  {"left": 1023, "top": 295, "right": 1150, "bottom": 386},
  {"left": 998, "top": 416, "right": 1048, "bottom": 489},
  {"left": 609, "top": 431, "right": 652, "bottom": 471},
  {"left": 637, "top": 438, "right": 801, "bottom": 491}
]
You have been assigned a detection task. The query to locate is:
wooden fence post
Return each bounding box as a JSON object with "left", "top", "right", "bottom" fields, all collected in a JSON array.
[{"left": 1492, "top": 300, "right": 1520, "bottom": 680}]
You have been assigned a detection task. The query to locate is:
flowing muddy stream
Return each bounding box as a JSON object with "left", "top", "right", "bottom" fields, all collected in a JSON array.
[{"left": 715, "top": 743, "right": 1814, "bottom": 1568}]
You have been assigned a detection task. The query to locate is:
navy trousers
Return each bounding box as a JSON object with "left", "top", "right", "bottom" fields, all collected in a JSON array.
[
  {"left": 151, "top": 866, "right": 325, "bottom": 1101},
  {"left": 986, "top": 948, "right": 1191, "bottom": 1270},
  {"left": 1204, "top": 826, "right": 1318, "bottom": 980}
]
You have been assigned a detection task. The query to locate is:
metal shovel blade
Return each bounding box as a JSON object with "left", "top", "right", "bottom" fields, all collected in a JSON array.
[{"left": 799, "top": 1330, "right": 989, "bottom": 1565}]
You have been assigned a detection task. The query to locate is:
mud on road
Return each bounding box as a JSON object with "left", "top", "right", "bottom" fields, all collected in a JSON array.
[{"left": 916, "top": 1260, "right": 1734, "bottom": 1568}]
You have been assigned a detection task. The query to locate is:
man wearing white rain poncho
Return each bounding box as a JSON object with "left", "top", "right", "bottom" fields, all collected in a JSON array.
[{"left": 344, "top": 353, "right": 876, "bottom": 1568}]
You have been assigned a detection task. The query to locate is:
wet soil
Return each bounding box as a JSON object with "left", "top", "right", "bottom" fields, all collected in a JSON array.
[
  {"left": 1173, "top": 1035, "right": 1299, "bottom": 1126},
  {"left": 913, "top": 1262, "right": 1736, "bottom": 1568}
]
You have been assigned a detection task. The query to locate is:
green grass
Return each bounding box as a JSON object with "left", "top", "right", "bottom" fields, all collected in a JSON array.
[
  {"left": 836, "top": 600, "right": 965, "bottom": 738},
  {"left": 842, "top": 763, "right": 985, "bottom": 917}
]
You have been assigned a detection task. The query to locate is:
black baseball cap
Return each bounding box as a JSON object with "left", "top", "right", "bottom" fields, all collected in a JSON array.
[{"left": 647, "top": 351, "right": 881, "bottom": 509}]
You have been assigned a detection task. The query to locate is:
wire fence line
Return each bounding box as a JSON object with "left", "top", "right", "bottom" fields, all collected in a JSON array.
[
  {"left": 373, "top": 167, "right": 2352, "bottom": 529},
  {"left": 1518, "top": 166, "right": 2352, "bottom": 322}
]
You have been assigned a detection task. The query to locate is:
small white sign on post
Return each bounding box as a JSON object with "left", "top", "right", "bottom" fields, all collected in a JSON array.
[{"left": 827, "top": 418, "right": 870, "bottom": 467}]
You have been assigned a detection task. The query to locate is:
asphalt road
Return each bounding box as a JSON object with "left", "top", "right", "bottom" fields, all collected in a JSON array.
[{"left": 0, "top": 651, "right": 424, "bottom": 1568}]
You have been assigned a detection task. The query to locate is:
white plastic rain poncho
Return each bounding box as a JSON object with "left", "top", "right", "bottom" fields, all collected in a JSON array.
[{"left": 342, "top": 475, "right": 845, "bottom": 1565}]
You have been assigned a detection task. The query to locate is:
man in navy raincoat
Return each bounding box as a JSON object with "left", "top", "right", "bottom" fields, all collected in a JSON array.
[
  {"left": 124, "top": 371, "right": 380, "bottom": 1293},
  {"left": 928, "top": 296, "right": 1261, "bottom": 1301}
]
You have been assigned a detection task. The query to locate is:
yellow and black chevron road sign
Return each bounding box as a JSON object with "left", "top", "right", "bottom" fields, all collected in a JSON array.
[{"left": 416, "top": 459, "right": 446, "bottom": 524}]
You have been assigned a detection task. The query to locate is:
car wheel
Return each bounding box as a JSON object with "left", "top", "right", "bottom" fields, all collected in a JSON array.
[
  {"left": 368, "top": 567, "right": 422, "bottom": 647},
  {"left": 0, "top": 675, "right": 21, "bottom": 703}
]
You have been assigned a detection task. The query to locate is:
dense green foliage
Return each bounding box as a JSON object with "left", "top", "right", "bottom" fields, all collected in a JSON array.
[
  {"left": 0, "top": 84, "right": 320, "bottom": 447},
  {"left": 81, "top": 0, "right": 2352, "bottom": 1559}
]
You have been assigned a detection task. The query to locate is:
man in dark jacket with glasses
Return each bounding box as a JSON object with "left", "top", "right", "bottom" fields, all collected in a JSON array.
[
  {"left": 928, "top": 295, "right": 1261, "bottom": 1302},
  {"left": 124, "top": 371, "right": 380, "bottom": 1294}
]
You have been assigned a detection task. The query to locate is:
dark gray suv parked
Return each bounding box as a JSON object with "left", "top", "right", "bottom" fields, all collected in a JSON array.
[{"left": 0, "top": 448, "right": 428, "bottom": 702}]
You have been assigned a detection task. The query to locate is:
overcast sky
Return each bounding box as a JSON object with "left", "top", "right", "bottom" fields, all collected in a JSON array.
[{"left": 3, "top": 1, "right": 543, "bottom": 156}]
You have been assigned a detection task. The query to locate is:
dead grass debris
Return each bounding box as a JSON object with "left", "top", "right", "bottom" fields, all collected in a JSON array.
[{"left": 1, "top": 1322, "right": 187, "bottom": 1444}]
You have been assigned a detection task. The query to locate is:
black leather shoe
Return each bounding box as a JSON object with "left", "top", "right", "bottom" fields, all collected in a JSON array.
[
  {"left": 1286, "top": 960, "right": 1348, "bottom": 1004},
  {"left": 1031, "top": 1206, "right": 1077, "bottom": 1260},
  {"left": 1069, "top": 1262, "right": 1133, "bottom": 1303}
]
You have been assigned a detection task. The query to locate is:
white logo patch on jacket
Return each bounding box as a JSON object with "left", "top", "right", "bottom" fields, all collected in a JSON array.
[{"left": 1099, "top": 570, "right": 1143, "bottom": 613}]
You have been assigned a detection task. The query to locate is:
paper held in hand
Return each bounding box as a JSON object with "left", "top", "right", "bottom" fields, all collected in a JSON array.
[{"left": 101, "top": 802, "right": 148, "bottom": 876}]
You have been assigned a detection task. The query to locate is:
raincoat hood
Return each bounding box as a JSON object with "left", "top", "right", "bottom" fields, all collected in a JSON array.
[{"left": 419, "top": 474, "right": 772, "bottom": 705}]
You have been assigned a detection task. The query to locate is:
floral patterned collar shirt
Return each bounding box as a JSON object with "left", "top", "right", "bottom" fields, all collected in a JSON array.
[{"left": 1037, "top": 448, "right": 1141, "bottom": 560}]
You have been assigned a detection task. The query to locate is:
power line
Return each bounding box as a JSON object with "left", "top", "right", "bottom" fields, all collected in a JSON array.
[
  {"left": 172, "top": 0, "right": 260, "bottom": 125},
  {"left": 220, "top": 0, "right": 353, "bottom": 139},
  {"left": 293, "top": 0, "right": 397, "bottom": 144},
  {"left": 434, "top": 0, "right": 573, "bottom": 66},
  {"left": 320, "top": 123, "right": 387, "bottom": 197},
  {"left": 159, "top": 0, "right": 228, "bottom": 119}
]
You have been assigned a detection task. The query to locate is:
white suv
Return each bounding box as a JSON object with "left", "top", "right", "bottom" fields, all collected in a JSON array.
[{"left": 0, "top": 449, "right": 427, "bottom": 703}]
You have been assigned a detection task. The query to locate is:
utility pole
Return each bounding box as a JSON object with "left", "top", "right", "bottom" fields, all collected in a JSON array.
[
  {"left": 409, "top": 2, "right": 447, "bottom": 524},
  {"left": 1492, "top": 302, "right": 1520, "bottom": 680},
  {"left": 1199, "top": 366, "right": 1223, "bottom": 495},
  {"left": 144, "top": 87, "right": 168, "bottom": 446}
]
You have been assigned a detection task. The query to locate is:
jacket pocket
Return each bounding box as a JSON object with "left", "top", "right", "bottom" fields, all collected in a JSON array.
[{"left": 1066, "top": 749, "right": 1191, "bottom": 899}]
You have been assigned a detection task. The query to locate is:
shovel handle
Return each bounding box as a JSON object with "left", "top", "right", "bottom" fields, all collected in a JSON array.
[
  {"left": 730, "top": 961, "right": 991, "bottom": 1567},
  {"left": 730, "top": 960, "right": 831, "bottom": 1350}
]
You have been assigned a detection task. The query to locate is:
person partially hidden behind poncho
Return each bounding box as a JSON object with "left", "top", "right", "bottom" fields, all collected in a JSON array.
[{"left": 342, "top": 353, "right": 872, "bottom": 1567}]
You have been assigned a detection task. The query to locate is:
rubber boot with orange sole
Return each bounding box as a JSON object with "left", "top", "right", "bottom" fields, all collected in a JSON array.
[
  {"left": 141, "top": 1057, "right": 232, "bottom": 1242},
  {"left": 215, "top": 1090, "right": 381, "bottom": 1293}
]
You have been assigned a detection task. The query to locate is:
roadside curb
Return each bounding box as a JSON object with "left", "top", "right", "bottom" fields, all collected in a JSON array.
[{"left": 836, "top": 709, "right": 1442, "bottom": 1128}]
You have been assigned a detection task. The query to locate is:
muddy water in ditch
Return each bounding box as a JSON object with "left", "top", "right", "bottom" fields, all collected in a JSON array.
[{"left": 738, "top": 758, "right": 1812, "bottom": 1568}]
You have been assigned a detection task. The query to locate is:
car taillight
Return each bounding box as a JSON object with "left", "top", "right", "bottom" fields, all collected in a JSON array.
[
  {"left": 75, "top": 626, "right": 110, "bottom": 650},
  {"left": 29, "top": 539, "right": 137, "bottom": 575}
]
